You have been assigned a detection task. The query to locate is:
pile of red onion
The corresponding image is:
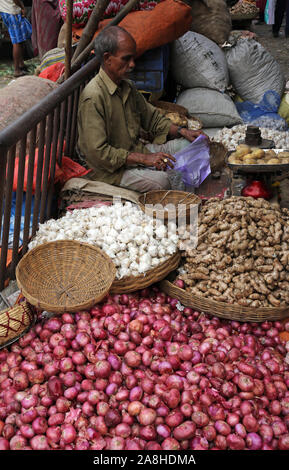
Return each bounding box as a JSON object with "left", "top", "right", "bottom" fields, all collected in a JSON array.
[{"left": 0, "top": 286, "right": 289, "bottom": 450}]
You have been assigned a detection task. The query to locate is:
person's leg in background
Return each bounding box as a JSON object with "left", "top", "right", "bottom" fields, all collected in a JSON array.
[
  {"left": 285, "top": 0, "right": 289, "bottom": 36},
  {"left": 273, "top": 0, "right": 287, "bottom": 37},
  {"left": 12, "top": 42, "right": 26, "bottom": 76}
]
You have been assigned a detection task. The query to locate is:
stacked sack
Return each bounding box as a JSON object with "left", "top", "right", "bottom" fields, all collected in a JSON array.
[
  {"left": 223, "top": 32, "right": 287, "bottom": 130},
  {"left": 171, "top": 29, "right": 287, "bottom": 133},
  {"left": 172, "top": 31, "right": 243, "bottom": 133}
]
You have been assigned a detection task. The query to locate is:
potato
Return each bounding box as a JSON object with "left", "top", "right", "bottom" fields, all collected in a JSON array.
[
  {"left": 266, "top": 158, "right": 280, "bottom": 164},
  {"left": 235, "top": 148, "right": 250, "bottom": 158},
  {"left": 280, "top": 158, "right": 289, "bottom": 163},
  {"left": 243, "top": 153, "right": 255, "bottom": 162},
  {"left": 257, "top": 159, "right": 266, "bottom": 164},
  {"left": 244, "top": 159, "right": 257, "bottom": 165},
  {"left": 278, "top": 151, "right": 289, "bottom": 158},
  {"left": 236, "top": 144, "right": 251, "bottom": 153},
  {"left": 228, "top": 155, "right": 242, "bottom": 164},
  {"left": 251, "top": 149, "right": 265, "bottom": 159},
  {"left": 265, "top": 150, "right": 277, "bottom": 158}
]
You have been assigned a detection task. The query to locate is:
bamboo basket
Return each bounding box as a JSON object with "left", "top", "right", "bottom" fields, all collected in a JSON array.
[
  {"left": 16, "top": 241, "right": 116, "bottom": 313},
  {"left": 110, "top": 251, "right": 181, "bottom": 294},
  {"left": 0, "top": 301, "right": 35, "bottom": 349},
  {"left": 138, "top": 190, "right": 201, "bottom": 223},
  {"left": 160, "top": 277, "right": 289, "bottom": 323}
]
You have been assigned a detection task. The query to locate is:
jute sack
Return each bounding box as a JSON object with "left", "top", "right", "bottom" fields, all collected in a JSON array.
[
  {"left": 187, "top": 0, "right": 231, "bottom": 45},
  {"left": 176, "top": 88, "right": 243, "bottom": 128},
  {"left": 224, "top": 37, "right": 285, "bottom": 104},
  {"left": 171, "top": 31, "right": 229, "bottom": 92},
  {"left": 0, "top": 76, "right": 58, "bottom": 134}
]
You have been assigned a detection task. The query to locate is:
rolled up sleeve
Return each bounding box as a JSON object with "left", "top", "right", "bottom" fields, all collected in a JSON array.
[{"left": 78, "top": 98, "right": 129, "bottom": 174}]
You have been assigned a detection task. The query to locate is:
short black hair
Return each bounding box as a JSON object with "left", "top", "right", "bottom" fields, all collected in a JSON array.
[{"left": 94, "top": 26, "right": 135, "bottom": 64}]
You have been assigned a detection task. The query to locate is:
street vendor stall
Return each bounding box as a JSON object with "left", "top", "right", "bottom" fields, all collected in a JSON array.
[{"left": 1, "top": 0, "right": 289, "bottom": 454}]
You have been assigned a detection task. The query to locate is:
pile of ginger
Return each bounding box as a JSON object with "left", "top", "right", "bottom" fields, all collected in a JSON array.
[{"left": 178, "top": 196, "right": 289, "bottom": 308}]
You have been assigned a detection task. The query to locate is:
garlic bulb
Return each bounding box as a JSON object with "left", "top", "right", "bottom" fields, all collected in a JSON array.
[
  {"left": 29, "top": 202, "right": 179, "bottom": 279},
  {"left": 213, "top": 125, "right": 289, "bottom": 150}
]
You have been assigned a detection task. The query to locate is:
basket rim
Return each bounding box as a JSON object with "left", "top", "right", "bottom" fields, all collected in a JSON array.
[
  {"left": 160, "top": 279, "right": 289, "bottom": 322},
  {"left": 0, "top": 301, "right": 36, "bottom": 350},
  {"left": 16, "top": 240, "right": 116, "bottom": 313},
  {"left": 138, "top": 190, "right": 201, "bottom": 221},
  {"left": 138, "top": 190, "right": 201, "bottom": 206},
  {"left": 111, "top": 251, "right": 181, "bottom": 294}
]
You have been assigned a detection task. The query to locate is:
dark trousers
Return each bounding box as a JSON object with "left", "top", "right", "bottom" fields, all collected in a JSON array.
[{"left": 272, "top": 0, "right": 289, "bottom": 35}]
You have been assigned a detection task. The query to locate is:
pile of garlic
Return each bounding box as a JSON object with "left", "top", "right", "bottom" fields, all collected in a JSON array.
[
  {"left": 213, "top": 125, "right": 289, "bottom": 151},
  {"left": 28, "top": 202, "right": 179, "bottom": 280}
]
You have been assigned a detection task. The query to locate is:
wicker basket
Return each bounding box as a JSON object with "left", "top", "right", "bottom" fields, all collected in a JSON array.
[
  {"left": 151, "top": 100, "right": 189, "bottom": 117},
  {"left": 138, "top": 190, "right": 201, "bottom": 223},
  {"left": 160, "top": 278, "right": 289, "bottom": 323},
  {"left": 231, "top": 12, "right": 259, "bottom": 21},
  {"left": 16, "top": 241, "right": 116, "bottom": 313},
  {"left": 0, "top": 301, "right": 35, "bottom": 349},
  {"left": 110, "top": 251, "right": 181, "bottom": 294}
]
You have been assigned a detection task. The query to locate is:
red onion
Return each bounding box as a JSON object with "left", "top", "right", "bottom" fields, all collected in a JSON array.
[
  {"left": 48, "top": 376, "right": 64, "bottom": 399},
  {"left": 138, "top": 408, "right": 157, "bottom": 426},
  {"left": 243, "top": 414, "right": 259, "bottom": 433},
  {"left": 246, "top": 432, "right": 262, "bottom": 450},
  {"left": 10, "top": 435, "right": 27, "bottom": 450},
  {"left": 227, "top": 433, "right": 245, "bottom": 450},
  {"left": 0, "top": 438, "right": 10, "bottom": 450},
  {"left": 278, "top": 434, "right": 289, "bottom": 450},
  {"left": 161, "top": 437, "right": 180, "bottom": 450}
]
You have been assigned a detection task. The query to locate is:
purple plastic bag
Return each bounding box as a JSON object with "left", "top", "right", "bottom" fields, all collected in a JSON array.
[{"left": 171, "top": 135, "right": 211, "bottom": 188}]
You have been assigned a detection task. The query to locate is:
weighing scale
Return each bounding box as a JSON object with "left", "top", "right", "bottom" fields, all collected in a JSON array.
[{"left": 226, "top": 126, "right": 289, "bottom": 199}]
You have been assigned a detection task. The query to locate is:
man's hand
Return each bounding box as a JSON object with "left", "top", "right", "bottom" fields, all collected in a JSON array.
[
  {"left": 179, "top": 128, "right": 209, "bottom": 142},
  {"left": 126, "top": 152, "right": 176, "bottom": 171},
  {"left": 168, "top": 124, "right": 209, "bottom": 143},
  {"left": 144, "top": 152, "right": 176, "bottom": 170}
]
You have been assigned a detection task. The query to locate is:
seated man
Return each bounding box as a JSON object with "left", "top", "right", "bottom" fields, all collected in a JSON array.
[{"left": 77, "top": 26, "right": 205, "bottom": 193}]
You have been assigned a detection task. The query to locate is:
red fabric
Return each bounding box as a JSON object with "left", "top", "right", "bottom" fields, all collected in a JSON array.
[
  {"left": 12, "top": 149, "right": 64, "bottom": 194},
  {"left": 31, "top": 0, "right": 63, "bottom": 58},
  {"left": 256, "top": 0, "right": 267, "bottom": 12},
  {"left": 12, "top": 153, "right": 91, "bottom": 194},
  {"left": 58, "top": 156, "right": 92, "bottom": 184},
  {"left": 39, "top": 62, "right": 65, "bottom": 82},
  {"left": 72, "top": 0, "right": 192, "bottom": 58}
]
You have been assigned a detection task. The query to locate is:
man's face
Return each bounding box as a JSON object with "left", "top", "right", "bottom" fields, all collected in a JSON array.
[{"left": 103, "top": 33, "right": 136, "bottom": 85}]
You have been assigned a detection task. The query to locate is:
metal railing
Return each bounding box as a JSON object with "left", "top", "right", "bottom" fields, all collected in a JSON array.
[{"left": 0, "top": 57, "right": 98, "bottom": 290}]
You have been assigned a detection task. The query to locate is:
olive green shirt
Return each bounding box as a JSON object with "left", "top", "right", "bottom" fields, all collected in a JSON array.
[{"left": 77, "top": 68, "right": 172, "bottom": 185}]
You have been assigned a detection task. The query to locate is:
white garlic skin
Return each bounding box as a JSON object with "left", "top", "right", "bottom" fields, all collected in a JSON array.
[{"left": 28, "top": 203, "right": 179, "bottom": 279}]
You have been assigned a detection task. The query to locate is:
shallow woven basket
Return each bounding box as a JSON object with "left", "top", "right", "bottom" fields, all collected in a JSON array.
[
  {"left": 138, "top": 190, "right": 201, "bottom": 223},
  {"left": 110, "top": 251, "right": 181, "bottom": 294},
  {"left": 231, "top": 12, "right": 259, "bottom": 20},
  {"left": 16, "top": 241, "right": 116, "bottom": 313},
  {"left": 0, "top": 301, "right": 35, "bottom": 349},
  {"left": 160, "top": 278, "right": 289, "bottom": 323}
]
